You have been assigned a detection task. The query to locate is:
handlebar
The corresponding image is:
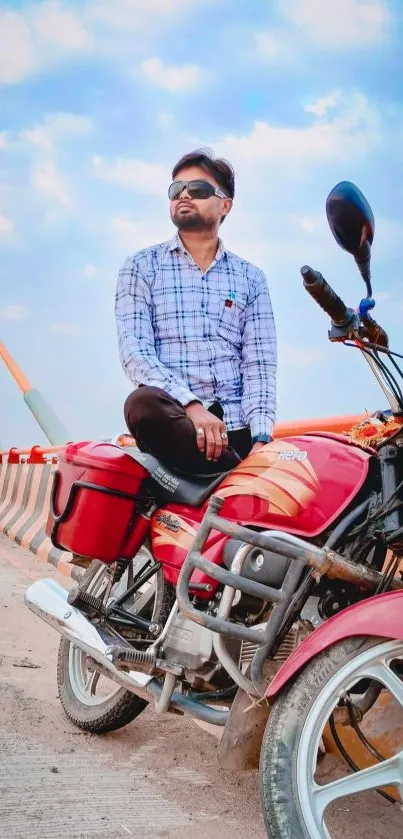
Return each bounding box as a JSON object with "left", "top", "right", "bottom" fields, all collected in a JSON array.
[
  {"left": 301, "top": 264, "right": 389, "bottom": 348},
  {"left": 301, "top": 265, "right": 351, "bottom": 325}
]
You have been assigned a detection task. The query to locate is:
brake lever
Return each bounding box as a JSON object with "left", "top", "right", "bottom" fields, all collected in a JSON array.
[{"left": 359, "top": 315, "right": 389, "bottom": 348}]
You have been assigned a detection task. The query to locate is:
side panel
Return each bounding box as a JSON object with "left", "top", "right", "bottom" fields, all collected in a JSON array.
[
  {"left": 150, "top": 504, "right": 227, "bottom": 598},
  {"left": 266, "top": 591, "right": 403, "bottom": 698},
  {"left": 215, "top": 435, "right": 371, "bottom": 537}
]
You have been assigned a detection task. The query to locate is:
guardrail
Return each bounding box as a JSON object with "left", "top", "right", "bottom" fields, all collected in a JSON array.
[
  {"left": 0, "top": 445, "right": 76, "bottom": 578},
  {"left": 0, "top": 412, "right": 367, "bottom": 579},
  {"left": 0, "top": 412, "right": 366, "bottom": 464},
  {"left": 0, "top": 445, "right": 62, "bottom": 464}
]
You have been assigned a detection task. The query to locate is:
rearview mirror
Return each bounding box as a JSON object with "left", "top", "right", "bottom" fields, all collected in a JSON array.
[{"left": 326, "top": 181, "right": 374, "bottom": 296}]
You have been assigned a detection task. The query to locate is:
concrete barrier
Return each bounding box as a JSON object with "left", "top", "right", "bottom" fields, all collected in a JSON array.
[{"left": 0, "top": 447, "right": 79, "bottom": 579}]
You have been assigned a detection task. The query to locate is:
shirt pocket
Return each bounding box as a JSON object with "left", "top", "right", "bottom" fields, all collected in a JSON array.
[{"left": 217, "top": 297, "right": 246, "bottom": 345}]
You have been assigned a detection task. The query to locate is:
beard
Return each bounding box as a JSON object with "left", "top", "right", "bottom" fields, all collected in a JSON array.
[{"left": 171, "top": 206, "right": 214, "bottom": 231}]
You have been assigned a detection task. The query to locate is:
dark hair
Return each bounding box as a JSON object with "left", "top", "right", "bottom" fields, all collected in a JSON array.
[{"left": 172, "top": 148, "right": 235, "bottom": 199}]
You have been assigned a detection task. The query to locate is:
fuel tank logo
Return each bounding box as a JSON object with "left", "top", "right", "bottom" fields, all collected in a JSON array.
[
  {"left": 216, "top": 441, "right": 319, "bottom": 517},
  {"left": 152, "top": 512, "right": 197, "bottom": 551},
  {"left": 155, "top": 513, "right": 181, "bottom": 533},
  {"left": 278, "top": 450, "right": 308, "bottom": 462}
]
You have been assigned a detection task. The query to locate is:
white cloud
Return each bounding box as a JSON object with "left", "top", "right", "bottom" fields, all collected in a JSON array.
[
  {"left": 90, "top": 0, "right": 196, "bottom": 29},
  {"left": 93, "top": 155, "right": 168, "bottom": 194},
  {"left": 31, "top": 160, "right": 71, "bottom": 206},
  {"left": 51, "top": 322, "right": 79, "bottom": 334},
  {"left": 254, "top": 29, "right": 290, "bottom": 62},
  {"left": 84, "top": 263, "right": 99, "bottom": 278},
  {"left": 280, "top": 0, "right": 391, "bottom": 47},
  {"left": 0, "top": 11, "right": 36, "bottom": 84},
  {"left": 0, "top": 1, "right": 213, "bottom": 86},
  {"left": 304, "top": 91, "right": 340, "bottom": 117},
  {"left": 299, "top": 217, "right": 317, "bottom": 233},
  {"left": 22, "top": 112, "right": 93, "bottom": 154},
  {"left": 112, "top": 216, "right": 171, "bottom": 251},
  {"left": 32, "top": 2, "right": 89, "bottom": 51},
  {"left": 0, "top": 3, "right": 89, "bottom": 86},
  {"left": 157, "top": 112, "right": 174, "bottom": 129},
  {"left": 140, "top": 57, "right": 203, "bottom": 93},
  {"left": 217, "top": 93, "right": 379, "bottom": 165},
  {"left": 112, "top": 217, "right": 138, "bottom": 249},
  {"left": 0, "top": 214, "right": 14, "bottom": 237},
  {"left": 0, "top": 304, "right": 27, "bottom": 321}
]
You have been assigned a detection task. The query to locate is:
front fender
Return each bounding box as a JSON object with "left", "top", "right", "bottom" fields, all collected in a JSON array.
[{"left": 267, "top": 590, "right": 403, "bottom": 699}]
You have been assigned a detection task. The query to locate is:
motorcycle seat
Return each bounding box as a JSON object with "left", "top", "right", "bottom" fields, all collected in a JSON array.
[{"left": 122, "top": 447, "right": 231, "bottom": 508}]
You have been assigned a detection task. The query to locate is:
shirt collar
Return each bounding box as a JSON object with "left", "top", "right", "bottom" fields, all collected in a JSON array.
[{"left": 168, "top": 232, "right": 226, "bottom": 263}]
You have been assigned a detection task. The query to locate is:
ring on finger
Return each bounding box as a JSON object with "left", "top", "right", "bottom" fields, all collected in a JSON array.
[
  {"left": 221, "top": 431, "right": 228, "bottom": 441},
  {"left": 197, "top": 427, "right": 205, "bottom": 436}
]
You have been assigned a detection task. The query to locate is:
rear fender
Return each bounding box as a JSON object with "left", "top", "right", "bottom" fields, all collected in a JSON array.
[{"left": 267, "top": 591, "right": 403, "bottom": 699}]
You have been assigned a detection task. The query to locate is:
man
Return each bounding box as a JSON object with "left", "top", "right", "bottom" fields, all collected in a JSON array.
[{"left": 115, "top": 148, "right": 277, "bottom": 475}]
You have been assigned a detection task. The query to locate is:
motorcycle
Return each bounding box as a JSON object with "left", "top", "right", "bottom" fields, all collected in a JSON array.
[
  {"left": 25, "top": 181, "right": 403, "bottom": 828},
  {"left": 260, "top": 590, "right": 403, "bottom": 838}
]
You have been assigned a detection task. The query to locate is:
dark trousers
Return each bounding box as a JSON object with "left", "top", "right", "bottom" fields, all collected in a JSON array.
[{"left": 124, "top": 387, "right": 252, "bottom": 475}]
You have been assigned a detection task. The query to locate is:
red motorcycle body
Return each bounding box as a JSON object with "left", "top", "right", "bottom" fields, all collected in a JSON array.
[
  {"left": 150, "top": 434, "right": 370, "bottom": 586},
  {"left": 48, "top": 434, "right": 371, "bottom": 592},
  {"left": 266, "top": 590, "right": 403, "bottom": 699}
]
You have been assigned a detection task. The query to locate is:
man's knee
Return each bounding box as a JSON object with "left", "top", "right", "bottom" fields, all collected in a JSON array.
[{"left": 124, "top": 387, "right": 174, "bottom": 429}]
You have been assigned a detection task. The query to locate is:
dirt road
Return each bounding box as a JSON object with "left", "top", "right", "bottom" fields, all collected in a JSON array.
[{"left": 0, "top": 534, "right": 402, "bottom": 838}]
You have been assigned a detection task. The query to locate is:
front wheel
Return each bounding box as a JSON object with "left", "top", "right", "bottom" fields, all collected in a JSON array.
[
  {"left": 260, "top": 636, "right": 403, "bottom": 838},
  {"left": 57, "top": 552, "right": 174, "bottom": 733}
]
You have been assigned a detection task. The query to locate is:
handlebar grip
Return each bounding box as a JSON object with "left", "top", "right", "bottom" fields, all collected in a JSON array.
[{"left": 301, "top": 265, "right": 349, "bottom": 324}]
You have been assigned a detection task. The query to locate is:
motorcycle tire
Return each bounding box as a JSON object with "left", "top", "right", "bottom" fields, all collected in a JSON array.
[
  {"left": 259, "top": 636, "right": 403, "bottom": 838},
  {"left": 57, "top": 556, "right": 175, "bottom": 734}
]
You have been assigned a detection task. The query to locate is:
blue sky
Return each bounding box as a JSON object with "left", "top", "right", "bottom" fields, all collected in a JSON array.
[{"left": 1, "top": 0, "right": 403, "bottom": 448}]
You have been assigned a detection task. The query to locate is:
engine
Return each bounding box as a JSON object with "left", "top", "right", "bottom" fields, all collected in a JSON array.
[{"left": 222, "top": 538, "right": 291, "bottom": 588}]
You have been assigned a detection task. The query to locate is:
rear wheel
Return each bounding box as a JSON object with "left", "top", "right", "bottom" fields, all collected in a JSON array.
[{"left": 57, "top": 552, "right": 174, "bottom": 733}]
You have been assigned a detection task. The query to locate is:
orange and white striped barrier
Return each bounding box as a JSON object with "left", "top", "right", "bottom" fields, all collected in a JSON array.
[{"left": 0, "top": 446, "right": 78, "bottom": 579}]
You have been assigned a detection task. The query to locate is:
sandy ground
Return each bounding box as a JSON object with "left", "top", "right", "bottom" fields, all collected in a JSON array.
[{"left": 0, "top": 533, "right": 402, "bottom": 839}]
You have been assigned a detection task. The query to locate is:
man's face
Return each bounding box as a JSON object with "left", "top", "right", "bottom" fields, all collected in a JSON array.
[{"left": 169, "top": 165, "right": 232, "bottom": 232}]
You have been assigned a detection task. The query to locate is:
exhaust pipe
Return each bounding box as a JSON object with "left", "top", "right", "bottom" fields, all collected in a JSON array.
[
  {"left": 25, "top": 578, "right": 229, "bottom": 727},
  {"left": 24, "top": 578, "right": 153, "bottom": 699}
]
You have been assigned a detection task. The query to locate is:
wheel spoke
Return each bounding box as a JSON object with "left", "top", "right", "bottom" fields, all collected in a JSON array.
[
  {"left": 313, "top": 752, "right": 403, "bottom": 820},
  {"left": 364, "top": 660, "right": 403, "bottom": 707},
  {"left": 291, "top": 640, "right": 403, "bottom": 838},
  {"left": 84, "top": 670, "right": 100, "bottom": 696},
  {"left": 67, "top": 550, "right": 162, "bottom": 709},
  {"left": 131, "top": 583, "right": 156, "bottom": 615}
]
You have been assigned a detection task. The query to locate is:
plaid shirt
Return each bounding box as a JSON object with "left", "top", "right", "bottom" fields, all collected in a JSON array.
[{"left": 115, "top": 233, "right": 277, "bottom": 439}]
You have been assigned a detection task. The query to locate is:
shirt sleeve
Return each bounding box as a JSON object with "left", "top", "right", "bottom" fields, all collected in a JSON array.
[
  {"left": 115, "top": 255, "right": 199, "bottom": 406},
  {"left": 240, "top": 267, "right": 277, "bottom": 439}
]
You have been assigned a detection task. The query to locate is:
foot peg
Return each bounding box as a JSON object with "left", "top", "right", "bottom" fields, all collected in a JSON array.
[
  {"left": 67, "top": 586, "right": 105, "bottom": 614},
  {"left": 106, "top": 645, "right": 157, "bottom": 674}
]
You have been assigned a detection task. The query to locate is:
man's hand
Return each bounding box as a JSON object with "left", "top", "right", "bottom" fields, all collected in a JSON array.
[
  {"left": 251, "top": 442, "right": 267, "bottom": 454},
  {"left": 185, "top": 402, "right": 228, "bottom": 461}
]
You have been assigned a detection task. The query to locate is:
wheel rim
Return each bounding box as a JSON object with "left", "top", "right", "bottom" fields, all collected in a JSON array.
[
  {"left": 68, "top": 644, "right": 117, "bottom": 706},
  {"left": 68, "top": 550, "right": 160, "bottom": 708},
  {"left": 296, "top": 639, "right": 403, "bottom": 839}
]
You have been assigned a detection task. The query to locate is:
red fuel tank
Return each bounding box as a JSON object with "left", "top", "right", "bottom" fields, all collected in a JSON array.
[
  {"left": 150, "top": 434, "right": 373, "bottom": 596},
  {"left": 215, "top": 433, "right": 372, "bottom": 537}
]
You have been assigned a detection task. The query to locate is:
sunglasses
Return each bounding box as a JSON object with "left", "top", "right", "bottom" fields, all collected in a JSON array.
[{"left": 168, "top": 179, "right": 228, "bottom": 201}]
